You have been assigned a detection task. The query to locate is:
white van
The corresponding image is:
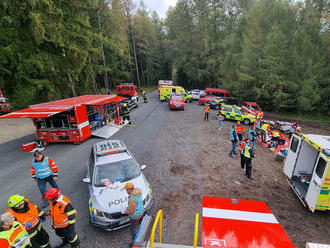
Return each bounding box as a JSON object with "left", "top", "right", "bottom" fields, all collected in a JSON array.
[{"left": 283, "top": 134, "right": 330, "bottom": 212}]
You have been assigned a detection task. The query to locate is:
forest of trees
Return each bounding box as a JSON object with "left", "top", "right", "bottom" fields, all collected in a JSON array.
[{"left": 0, "top": 0, "right": 329, "bottom": 115}]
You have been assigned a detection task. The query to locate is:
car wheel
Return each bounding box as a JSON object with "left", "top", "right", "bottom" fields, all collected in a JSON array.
[{"left": 243, "top": 118, "right": 250, "bottom": 125}]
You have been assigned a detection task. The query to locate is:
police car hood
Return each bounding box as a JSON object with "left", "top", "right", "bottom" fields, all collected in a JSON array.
[{"left": 92, "top": 176, "right": 148, "bottom": 213}]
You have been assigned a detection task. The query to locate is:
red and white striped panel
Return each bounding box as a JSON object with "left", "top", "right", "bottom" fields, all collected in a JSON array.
[{"left": 202, "top": 197, "right": 295, "bottom": 248}]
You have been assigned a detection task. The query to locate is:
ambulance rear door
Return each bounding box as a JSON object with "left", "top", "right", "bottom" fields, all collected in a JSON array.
[
  {"left": 284, "top": 134, "right": 303, "bottom": 178},
  {"left": 305, "top": 154, "right": 329, "bottom": 212}
]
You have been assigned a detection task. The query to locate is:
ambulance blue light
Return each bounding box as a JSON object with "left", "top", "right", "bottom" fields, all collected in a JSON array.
[{"left": 322, "top": 149, "right": 330, "bottom": 156}]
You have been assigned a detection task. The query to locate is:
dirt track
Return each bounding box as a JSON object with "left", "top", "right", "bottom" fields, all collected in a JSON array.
[{"left": 152, "top": 103, "right": 330, "bottom": 247}]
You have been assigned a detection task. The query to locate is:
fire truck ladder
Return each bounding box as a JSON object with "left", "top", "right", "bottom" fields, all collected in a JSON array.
[{"left": 142, "top": 210, "right": 201, "bottom": 248}]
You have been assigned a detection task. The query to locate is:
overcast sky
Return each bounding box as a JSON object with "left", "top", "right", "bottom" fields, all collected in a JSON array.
[{"left": 134, "top": 0, "right": 178, "bottom": 18}]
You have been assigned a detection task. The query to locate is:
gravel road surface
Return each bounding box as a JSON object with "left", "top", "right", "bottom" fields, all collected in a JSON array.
[{"left": 0, "top": 90, "right": 329, "bottom": 247}]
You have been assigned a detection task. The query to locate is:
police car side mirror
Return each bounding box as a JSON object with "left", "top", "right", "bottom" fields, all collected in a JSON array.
[
  {"left": 140, "top": 165, "right": 147, "bottom": 170},
  {"left": 82, "top": 178, "right": 91, "bottom": 184}
]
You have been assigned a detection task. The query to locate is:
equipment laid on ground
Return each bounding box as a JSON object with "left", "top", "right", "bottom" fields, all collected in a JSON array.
[
  {"left": 0, "top": 95, "right": 126, "bottom": 143},
  {"left": 0, "top": 88, "right": 12, "bottom": 115},
  {"left": 159, "top": 86, "right": 192, "bottom": 102},
  {"left": 284, "top": 134, "right": 330, "bottom": 211}
]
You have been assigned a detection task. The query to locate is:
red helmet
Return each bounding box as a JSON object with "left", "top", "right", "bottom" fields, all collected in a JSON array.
[{"left": 44, "top": 188, "right": 60, "bottom": 200}]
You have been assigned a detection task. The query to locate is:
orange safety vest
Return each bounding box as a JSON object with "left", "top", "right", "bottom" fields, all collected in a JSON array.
[
  {"left": 50, "top": 195, "right": 73, "bottom": 229},
  {"left": 235, "top": 125, "right": 245, "bottom": 133},
  {"left": 5, "top": 199, "right": 40, "bottom": 231},
  {"left": 204, "top": 105, "right": 210, "bottom": 113}
]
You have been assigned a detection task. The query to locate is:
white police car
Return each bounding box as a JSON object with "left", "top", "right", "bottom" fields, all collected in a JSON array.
[{"left": 82, "top": 140, "right": 153, "bottom": 231}]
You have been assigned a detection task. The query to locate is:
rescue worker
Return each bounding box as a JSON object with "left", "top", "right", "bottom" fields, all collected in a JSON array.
[
  {"left": 142, "top": 91, "right": 147, "bottom": 103},
  {"left": 0, "top": 212, "right": 31, "bottom": 248},
  {"left": 217, "top": 112, "right": 224, "bottom": 130},
  {"left": 289, "top": 122, "right": 298, "bottom": 139},
  {"left": 204, "top": 104, "right": 210, "bottom": 121},
  {"left": 239, "top": 139, "right": 248, "bottom": 170},
  {"left": 260, "top": 123, "right": 269, "bottom": 143},
  {"left": 31, "top": 151, "right": 59, "bottom": 208},
  {"left": 235, "top": 121, "right": 245, "bottom": 144},
  {"left": 6, "top": 195, "right": 50, "bottom": 248},
  {"left": 249, "top": 126, "right": 258, "bottom": 150},
  {"left": 229, "top": 125, "right": 239, "bottom": 157},
  {"left": 271, "top": 129, "right": 280, "bottom": 147},
  {"left": 254, "top": 118, "right": 261, "bottom": 135},
  {"left": 123, "top": 183, "right": 144, "bottom": 242},
  {"left": 123, "top": 104, "right": 131, "bottom": 124},
  {"left": 44, "top": 188, "right": 79, "bottom": 248},
  {"left": 244, "top": 140, "right": 255, "bottom": 179}
]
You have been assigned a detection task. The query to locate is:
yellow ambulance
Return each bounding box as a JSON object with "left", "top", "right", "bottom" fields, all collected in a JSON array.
[
  {"left": 159, "top": 86, "right": 192, "bottom": 102},
  {"left": 284, "top": 134, "right": 330, "bottom": 211}
]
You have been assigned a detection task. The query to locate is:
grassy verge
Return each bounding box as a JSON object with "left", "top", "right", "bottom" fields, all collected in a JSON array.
[{"left": 268, "top": 112, "right": 330, "bottom": 125}]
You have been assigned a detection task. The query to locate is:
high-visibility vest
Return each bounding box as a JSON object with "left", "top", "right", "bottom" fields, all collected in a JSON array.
[
  {"left": 5, "top": 199, "right": 41, "bottom": 237},
  {"left": 32, "top": 157, "right": 52, "bottom": 179},
  {"left": 239, "top": 142, "right": 246, "bottom": 154},
  {"left": 273, "top": 131, "right": 280, "bottom": 138},
  {"left": 129, "top": 194, "right": 144, "bottom": 219},
  {"left": 50, "top": 195, "right": 76, "bottom": 229},
  {"left": 244, "top": 145, "right": 251, "bottom": 159},
  {"left": 235, "top": 125, "right": 245, "bottom": 133},
  {"left": 0, "top": 221, "right": 31, "bottom": 248},
  {"left": 204, "top": 105, "right": 210, "bottom": 113},
  {"left": 261, "top": 124, "right": 268, "bottom": 131}
]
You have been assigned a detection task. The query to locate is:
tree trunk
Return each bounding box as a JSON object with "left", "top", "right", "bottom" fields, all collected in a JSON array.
[{"left": 67, "top": 73, "right": 76, "bottom": 97}]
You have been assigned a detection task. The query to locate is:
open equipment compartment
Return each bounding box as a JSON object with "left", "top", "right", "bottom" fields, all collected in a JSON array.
[{"left": 284, "top": 134, "right": 330, "bottom": 211}]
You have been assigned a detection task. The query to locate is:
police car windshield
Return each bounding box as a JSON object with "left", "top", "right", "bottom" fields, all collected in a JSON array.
[{"left": 94, "top": 159, "right": 140, "bottom": 187}]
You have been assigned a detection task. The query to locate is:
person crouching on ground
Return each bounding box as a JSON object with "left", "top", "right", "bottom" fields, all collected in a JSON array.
[{"left": 123, "top": 183, "right": 144, "bottom": 243}]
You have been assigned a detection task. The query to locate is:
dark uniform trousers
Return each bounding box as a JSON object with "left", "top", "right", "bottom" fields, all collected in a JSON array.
[
  {"left": 240, "top": 154, "right": 246, "bottom": 169},
  {"left": 55, "top": 224, "right": 79, "bottom": 247},
  {"left": 30, "top": 225, "right": 50, "bottom": 248},
  {"left": 245, "top": 158, "right": 252, "bottom": 178}
]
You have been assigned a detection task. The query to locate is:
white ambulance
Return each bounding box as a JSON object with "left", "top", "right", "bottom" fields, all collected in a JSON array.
[{"left": 283, "top": 134, "right": 330, "bottom": 212}]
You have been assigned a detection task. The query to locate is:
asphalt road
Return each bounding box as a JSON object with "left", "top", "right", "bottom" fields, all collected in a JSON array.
[{"left": 0, "top": 90, "right": 169, "bottom": 247}]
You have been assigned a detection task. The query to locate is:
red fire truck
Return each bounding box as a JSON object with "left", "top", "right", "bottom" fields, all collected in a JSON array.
[
  {"left": 0, "top": 95, "right": 126, "bottom": 144},
  {"left": 117, "top": 83, "right": 138, "bottom": 100},
  {"left": 0, "top": 89, "right": 12, "bottom": 115}
]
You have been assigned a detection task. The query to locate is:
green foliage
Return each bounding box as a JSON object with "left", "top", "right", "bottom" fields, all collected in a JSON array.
[{"left": 0, "top": 0, "right": 329, "bottom": 117}]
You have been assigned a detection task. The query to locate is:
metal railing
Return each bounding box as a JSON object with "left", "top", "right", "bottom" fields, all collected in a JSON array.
[
  {"left": 149, "top": 210, "right": 199, "bottom": 248},
  {"left": 150, "top": 210, "right": 163, "bottom": 248},
  {"left": 193, "top": 213, "right": 199, "bottom": 248}
]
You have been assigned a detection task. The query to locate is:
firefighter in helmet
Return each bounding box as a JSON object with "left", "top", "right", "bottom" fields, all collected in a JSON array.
[
  {"left": 44, "top": 188, "right": 80, "bottom": 248},
  {"left": 6, "top": 195, "right": 50, "bottom": 248},
  {"left": 122, "top": 103, "right": 131, "bottom": 124}
]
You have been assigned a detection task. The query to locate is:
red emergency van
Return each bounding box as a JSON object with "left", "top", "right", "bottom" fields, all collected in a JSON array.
[
  {"left": 0, "top": 95, "right": 126, "bottom": 144},
  {"left": 117, "top": 83, "right": 138, "bottom": 100},
  {"left": 0, "top": 89, "right": 12, "bottom": 115},
  {"left": 205, "top": 88, "right": 231, "bottom": 98}
]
